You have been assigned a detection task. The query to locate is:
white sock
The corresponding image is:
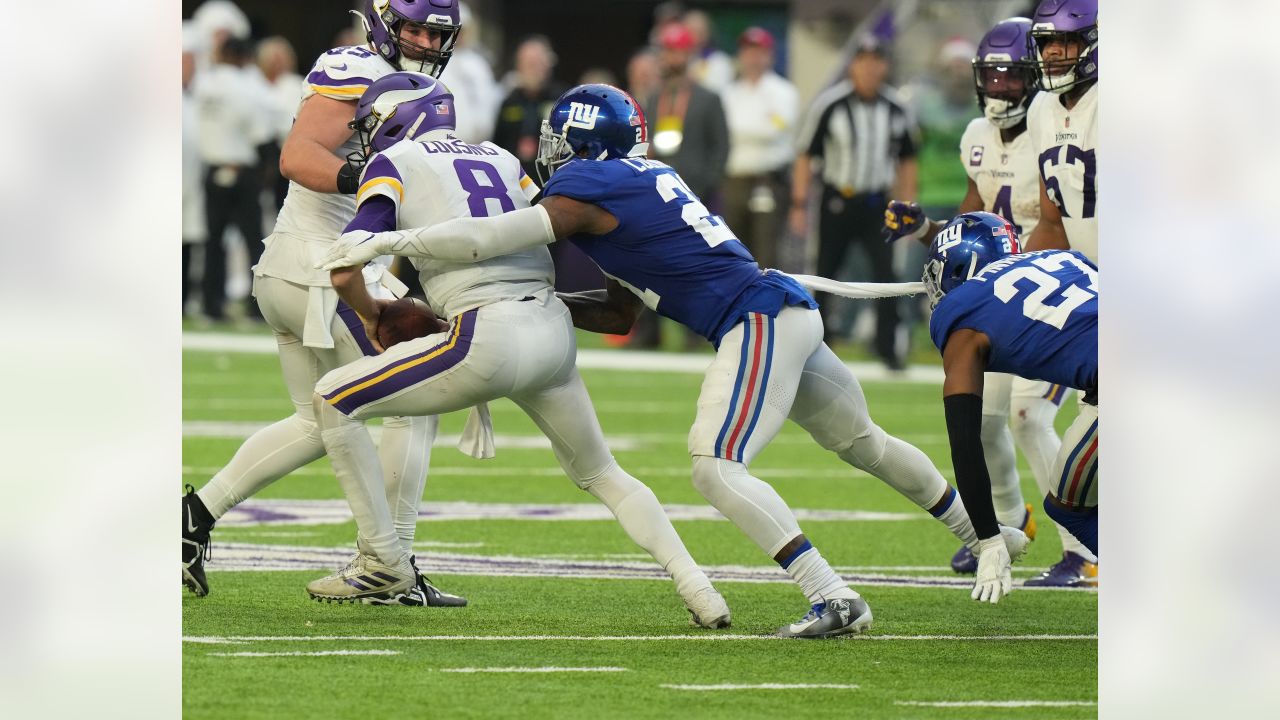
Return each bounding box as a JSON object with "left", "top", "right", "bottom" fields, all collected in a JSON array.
[
  {"left": 783, "top": 545, "right": 853, "bottom": 604},
  {"left": 691, "top": 456, "right": 801, "bottom": 556},
  {"left": 930, "top": 486, "right": 979, "bottom": 548},
  {"left": 316, "top": 397, "right": 402, "bottom": 565},
  {"left": 981, "top": 413, "right": 1027, "bottom": 527},
  {"left": 377, "top": 415, "right": 436, "bottom": 555},
  {"left": 197, "top": 414, "right": 325, "bottom": 519},
  {"left": 584, "top": 462, "right": 711, "bottom": 599}
]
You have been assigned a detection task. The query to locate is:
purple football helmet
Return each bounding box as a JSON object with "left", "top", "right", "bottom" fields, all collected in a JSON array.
[
  {"left": 973, "top": 18, "right": 1037, "bottom": 130},
  {"left": 536, "top": 84, "right": 649, "bottom": 184},
  {"left": 1028, "top": 0, "right": 1098, "bottom": 94},
  {"left": 922, "top": 212, "right": 1021, "bottom": 309},
  {"left": 361, "top": 0, "right": 461, "bottom": 77},
  {"left": 349, "top": 72, "right": 456, "bottom": 157}
]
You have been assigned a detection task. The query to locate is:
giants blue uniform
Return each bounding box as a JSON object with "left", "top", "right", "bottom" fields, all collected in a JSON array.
[
  {"left": 930, "top": 250, "right": 1098, "bottom": 394},
  {"left": 541, "top": 157, "right": 815, "bottom": 345}
]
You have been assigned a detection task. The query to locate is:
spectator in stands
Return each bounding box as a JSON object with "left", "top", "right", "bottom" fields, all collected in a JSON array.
[
  {"left": 493, "top": 35, "right": 565, "bottom": 183},
  {"left": 721, "top": 27, "right": 798, "bottom": 271},
  {"left": 580, "top": 67, "right": 618, "bottom": 86},
  {"left": 791, "top": 37, "right": 919, "bottom": 369},
  {"left": 182, "top": 30, "right": 206, "bottom": 316},
  {"left": 256, "top": 36, "right": 303, "bottom": 212},
  {"left": 626, "top": 48, "right": 661, "bottom": 105},
  {"left": 684, "top": 9, "right": 734, "bottom": 93},
  {"left": 440, "top": 1, "right": 501, "bottom": 143},
  {"left": 195, "top": 36, "right": 272, "bottom": 321}
]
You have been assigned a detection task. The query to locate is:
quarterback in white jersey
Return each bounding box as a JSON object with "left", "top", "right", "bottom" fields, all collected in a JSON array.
[
  {"left": 303, "top": 73, "right": 731, "bottom": 628},
  {"left": 884, "top": 18, "right": 1095, "bottom": 585},
  {"left": 182, "top": 0, "right": 469, "bottom": 607},
  {"left": 1024, "top": 0, "right": 1099, "bottom": 265}
]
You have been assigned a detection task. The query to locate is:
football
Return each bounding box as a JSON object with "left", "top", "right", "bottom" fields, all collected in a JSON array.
[{"left": 375, "top": 297, "right": 445, "bottom": 349}]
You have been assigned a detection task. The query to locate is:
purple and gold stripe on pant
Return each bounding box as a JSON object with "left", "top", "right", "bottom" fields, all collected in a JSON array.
[
  {"left": 1042, "top": 383, "right": 1069, "bottom": 405},
  {"left": 323, "top": 311, "right": 475, "bottom": 416},
  {"left": 335, "top": 301, "right": 378, "bottom": 357}
]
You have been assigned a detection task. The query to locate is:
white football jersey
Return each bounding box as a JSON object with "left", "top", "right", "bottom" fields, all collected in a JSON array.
[
  {"left": 357, "top": 130, "right": 551, "bottom": 319},
  {"left": 1027, "top": 83, "right": 1098, "bottom": 263},
  {"left": 256, "top": 45, "right": 396, "bottom": 287},
  {"left": 959, "top": 117, "right": 1042, "bottom": 240}
]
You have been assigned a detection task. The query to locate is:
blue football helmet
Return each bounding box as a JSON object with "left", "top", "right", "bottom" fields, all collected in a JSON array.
[
  {"left": 535, "top": 83, "right": 649, "bottom": 184},
  {"left": 923, "top": 211, "right": 1021, "bottom": 308}
]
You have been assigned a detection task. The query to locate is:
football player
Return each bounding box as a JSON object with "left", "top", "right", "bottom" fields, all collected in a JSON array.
[
  {"left": 320, "top": 84, "right": 1031, "bottom": 637},
  {"left": 182, "top": 0, "right": 467, "bottom": 607},
  {"left": 301, "top": 73, "right": 732, "bottom": 627},
  {"left": 882, "top": 18, "right": 1094, "bottom": 587},
  {"left": 1023, "top": 0, "right": 1098, "bottom": 263},
  {"left": 924, "top": 212, "right": 1097, "bottom": 603}
]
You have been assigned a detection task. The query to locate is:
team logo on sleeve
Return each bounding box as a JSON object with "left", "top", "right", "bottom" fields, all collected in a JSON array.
[
  {"left": 566, "top": 102, "right": 602, "bottom": 130},
  {"left": 969, "top": 145, "right": 985, "bottom": 166}
]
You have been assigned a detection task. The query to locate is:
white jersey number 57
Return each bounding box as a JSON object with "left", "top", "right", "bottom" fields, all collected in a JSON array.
[{"left": 993, "top": 254, "right": 1098, "bottom": 330}]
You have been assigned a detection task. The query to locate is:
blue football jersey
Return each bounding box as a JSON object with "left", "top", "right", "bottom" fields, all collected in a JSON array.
[
  {"left": 930, "top": 250, "right": 1098, "bottom": 392},
  {"left": 541, "top": 157, "right": 816, "bottom": 344}
]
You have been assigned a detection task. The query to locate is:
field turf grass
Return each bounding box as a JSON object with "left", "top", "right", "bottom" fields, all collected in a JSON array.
[{"left": 182, "top": 334, "right": 1097, "bottom": 719}]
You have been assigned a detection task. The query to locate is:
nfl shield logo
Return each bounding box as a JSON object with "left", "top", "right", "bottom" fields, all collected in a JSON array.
[{"left": 969, "top": 145, "right": 984, "bottom": 166}]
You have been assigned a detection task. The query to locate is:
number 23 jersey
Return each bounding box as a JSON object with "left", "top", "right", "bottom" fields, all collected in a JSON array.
[
  {"left": 541, "top": 157, "right": 814, "bottom": 344},
  {"left": 930, "top": 250, "right": 1097, "bottom": 392}
]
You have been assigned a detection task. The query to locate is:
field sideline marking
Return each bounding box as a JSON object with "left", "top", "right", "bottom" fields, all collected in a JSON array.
[
  {"left": 184, "top": 332, "right": 945, "bottom": 384},
  {"left": 183, "top": 633, "right": 1097, "bottom": 644},
  {"left": 208, "top": 650, "right": 401, "bottom": 657},
  {"left": 661, "top": 683, "right": 859, "bottom": 691},
  {"left": 439, "top": 666, "right": 628, "bottom": 673},
  {"left": 895, "top": 700, "right": 1097, "bottom": 708}
]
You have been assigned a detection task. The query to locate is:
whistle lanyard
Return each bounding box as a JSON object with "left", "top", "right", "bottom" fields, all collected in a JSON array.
[{"left": 657, "top": 82, "right": 692, "bottom": 123}]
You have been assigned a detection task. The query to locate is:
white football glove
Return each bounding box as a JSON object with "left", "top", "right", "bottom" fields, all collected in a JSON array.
[
  {"left": 972, "top": 535, "right": 1013, "bottom": 604},
  {"left": 999, "top": 525, "right": 1030, "bottom": 563},
  {"left": 317, "top": 231, "right": 387, "bottom": 271}
]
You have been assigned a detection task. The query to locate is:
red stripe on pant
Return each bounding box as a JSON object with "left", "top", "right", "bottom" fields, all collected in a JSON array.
[{"left": 724, "top": 314, "right": 765, "bottom": 462}]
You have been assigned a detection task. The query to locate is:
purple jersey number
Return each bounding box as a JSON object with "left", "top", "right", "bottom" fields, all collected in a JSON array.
[
  {"left": 453, "top": 159, "right": 516, "bottom": 218},
  {"left": 1039, "top": 145, "right": 1097, "bottom": 219},
  {"left": 991, "top": 185, "right": 1023, "bottom": 235}
]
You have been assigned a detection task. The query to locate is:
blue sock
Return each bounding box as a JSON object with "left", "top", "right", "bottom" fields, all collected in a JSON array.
[{"left": 1043, "top": 496, "right": 1097, "bottom": 557}]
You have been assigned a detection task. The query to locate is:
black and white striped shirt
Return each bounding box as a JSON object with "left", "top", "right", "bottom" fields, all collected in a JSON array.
[{"left": 797, "top": 80, "right": 919, "bottom": 196}]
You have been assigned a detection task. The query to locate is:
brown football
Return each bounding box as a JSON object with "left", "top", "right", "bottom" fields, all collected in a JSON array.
[{"left": 375, "top": 298, "right": 444, "bottom": 349}]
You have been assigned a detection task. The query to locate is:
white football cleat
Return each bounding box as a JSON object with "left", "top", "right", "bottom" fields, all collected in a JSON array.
[
  {"left": 306, "top": 553, "right": 415, "bottom": 604},
  {"left": 684, "top": 586, "right": 731, "bottom": 629}
]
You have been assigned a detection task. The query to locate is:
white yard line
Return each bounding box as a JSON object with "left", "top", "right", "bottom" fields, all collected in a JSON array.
[
  {"left": 183, "top": 633, "right": 1097, "bottom": 644},
  {"left": 895, "top": 700, "right": 1097, "bottom": 708},
  {"left": 183, "top": 332, "right": 945, "bottom": 384},
  {"left": 661, "top": 683, "right": 859, "bottom": 691},
  {"left": 439, "top": 667, "right": 628, "bottom": 674},
  {"left": 208, "top": 650, "right": 401, "bottom": 657}
]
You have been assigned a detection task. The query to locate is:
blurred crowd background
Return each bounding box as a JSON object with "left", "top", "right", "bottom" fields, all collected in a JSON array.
[{"left": 182, "top": 0, "right": 1041, "bottom": 369}]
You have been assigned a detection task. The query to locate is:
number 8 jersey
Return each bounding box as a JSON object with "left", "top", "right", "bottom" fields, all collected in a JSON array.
[
  {"left": 541, "top": 157, "right": 815, "bottom": 345},
  {"left": 929, "top": 250, "right": 1097, "bottom": 393}
]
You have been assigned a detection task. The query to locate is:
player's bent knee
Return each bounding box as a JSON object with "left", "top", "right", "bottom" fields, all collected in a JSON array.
[
  {"left": 286, "top": 412, "right": 322, "bottom": 444},
  {"left": 690, "top": 455, "right": 737, "bottom": 500},
  {"left": 834, "top": 424, "right": 888, "bottom": 471}
]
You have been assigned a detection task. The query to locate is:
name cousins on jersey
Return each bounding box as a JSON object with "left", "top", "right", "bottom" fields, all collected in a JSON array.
[{"left": 421, "top": 138, "right": 500, "bottom": 157}]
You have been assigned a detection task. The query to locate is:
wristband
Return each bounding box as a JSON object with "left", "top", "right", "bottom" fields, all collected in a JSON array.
[{"left": 336, "top": 162, "right": 360, "bottom": 195}]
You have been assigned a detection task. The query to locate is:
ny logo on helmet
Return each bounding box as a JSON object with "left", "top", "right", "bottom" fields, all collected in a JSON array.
[{"left": 566, "top": 102, "right": 601, "bottom": 130}]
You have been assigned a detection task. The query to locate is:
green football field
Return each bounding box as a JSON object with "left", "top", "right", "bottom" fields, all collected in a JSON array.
[{"left": 182, "top": 332, "right": 1097, "bottom": 719}]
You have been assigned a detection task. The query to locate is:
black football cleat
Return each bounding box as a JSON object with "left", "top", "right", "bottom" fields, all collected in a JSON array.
[{"left": 182, "top": 485, "right": 215, "bottom": 597}]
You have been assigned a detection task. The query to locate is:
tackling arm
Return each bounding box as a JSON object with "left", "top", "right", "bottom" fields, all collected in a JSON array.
[
  {"left": 1023, "top": 175, "right": 1071, "bottom": 252},
  {"left": 557, "top": 277, "right": 645, "bottom": 335},
  {"left": 317, "top": 194, "right": 618, "bottom": 270},
  {"left": 280, "top": 95, "right": 359, "bottom": 193}
]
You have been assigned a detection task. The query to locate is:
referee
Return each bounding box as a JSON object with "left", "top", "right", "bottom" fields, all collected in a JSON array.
[{"left": 790, "top": 37, "right": 919, "bottom": 369}]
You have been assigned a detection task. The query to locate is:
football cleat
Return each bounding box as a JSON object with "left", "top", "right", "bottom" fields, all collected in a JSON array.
[
  {"left": 776, "top": 595, "right": 873, "bottom": 639},
  {"left": 951, "top": 504, "right": 1037, "bottom": 574},
  {"left": 398, "top": 556, "right": 468, "bottom": 607},
  {"left": 182, "top": 484, "right": 215, "bottom": 597},
  {"left": 306, "top": 553, "right": 415, "bottom": 604},
  {"left": 1023, "top": 551, "right": 1098, "bottom": 588},
  {"left": 684, "top": 586, "right": 731, "bottom": 629}
]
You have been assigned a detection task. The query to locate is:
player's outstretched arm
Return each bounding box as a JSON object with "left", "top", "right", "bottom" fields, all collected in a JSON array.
[
  {"left": 557, "top": 278, "right": 644, "bottom": 335},
  {"left": 280, "top": 95, "right": 361, "bottom": 194},
  {"left": 884, "top": 179, "right": 983, "bottom": 245},
  {"left": 1023, "top": 175, "right": 1071, "bottom": 252}
]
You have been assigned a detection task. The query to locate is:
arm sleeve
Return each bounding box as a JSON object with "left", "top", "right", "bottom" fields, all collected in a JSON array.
[
  {"left": 382, "top": 204, "right": 557, "bottom": 263},
  {"left": 944, "top": 393, "right": 1000, "bottom": 540},
  {"left": 343, "top": 195, "right": 397, "bottom": 235}
]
